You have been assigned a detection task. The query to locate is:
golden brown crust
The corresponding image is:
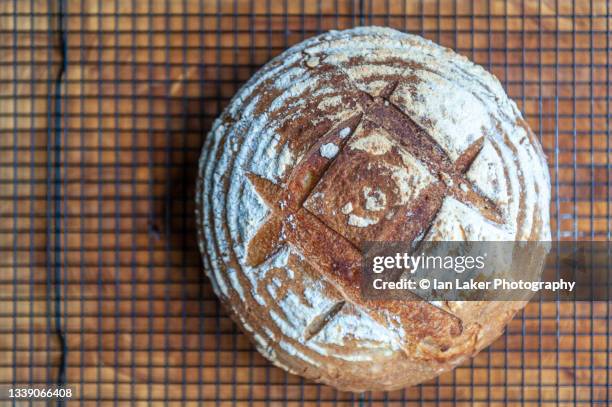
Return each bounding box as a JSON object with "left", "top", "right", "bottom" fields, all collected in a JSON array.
[{"left": 196, "top": 27, "right": 551, "bottom": 392}]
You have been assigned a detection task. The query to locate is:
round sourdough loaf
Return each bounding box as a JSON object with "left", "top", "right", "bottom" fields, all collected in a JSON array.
[{"left": 196, "top": 27, "right": 551, "bottom": 391}]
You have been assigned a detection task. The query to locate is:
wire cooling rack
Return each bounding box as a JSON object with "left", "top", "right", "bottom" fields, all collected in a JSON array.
[{"left": 0, "top": 0, "right": 610, "bottom": 405}]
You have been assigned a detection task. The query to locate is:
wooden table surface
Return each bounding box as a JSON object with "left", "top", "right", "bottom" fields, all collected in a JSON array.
[{"left": 0, "top": 0, "right": 610, "bottom": 405}]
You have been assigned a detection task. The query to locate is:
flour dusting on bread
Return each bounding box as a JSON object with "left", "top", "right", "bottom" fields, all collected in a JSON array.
[{"left": 196, "top": 26, "right": 550, "bottom": 391}]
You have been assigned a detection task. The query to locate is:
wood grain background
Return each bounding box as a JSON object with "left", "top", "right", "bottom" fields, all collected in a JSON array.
[{"left": 1, "top": 0, "right": 610, "bottom": 405}]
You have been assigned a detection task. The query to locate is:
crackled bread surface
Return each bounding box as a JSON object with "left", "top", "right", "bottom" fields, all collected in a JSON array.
[{"left": 196, "top": 26, "right": 551, "bottom": 391}]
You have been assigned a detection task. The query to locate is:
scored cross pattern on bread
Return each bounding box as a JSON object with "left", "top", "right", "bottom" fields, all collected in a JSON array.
[
  {"left": 245, "top": 76, "right": 503, "bottom": 284},
  {"left": 243, "top": 67, "right": 509, "bottom": 352}
]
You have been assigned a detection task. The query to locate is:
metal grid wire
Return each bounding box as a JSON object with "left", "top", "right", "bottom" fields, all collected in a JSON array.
[{"left": 1, "top": 0, "right": 610, "bottom": 405}]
